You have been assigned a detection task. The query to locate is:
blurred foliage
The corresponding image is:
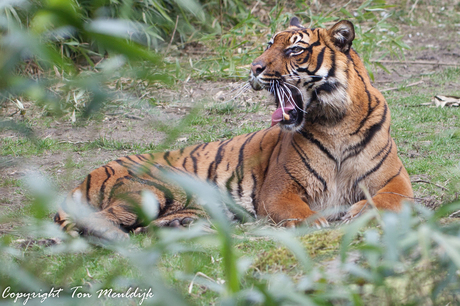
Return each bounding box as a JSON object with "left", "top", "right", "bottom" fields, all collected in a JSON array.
[
  {"left": 0, "top": 0, "right": 410, "bottom": 122},
  {"left": 1, "top": 174, "right": 460, "bottom": 305}
]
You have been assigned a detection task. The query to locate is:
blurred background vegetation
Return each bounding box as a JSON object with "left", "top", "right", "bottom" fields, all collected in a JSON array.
[
  {"left": 0, "top": 0, "right": 409, "bottom": 121},
  {"left": 1, "top": 0, "right": 460, "bottom": 305}
]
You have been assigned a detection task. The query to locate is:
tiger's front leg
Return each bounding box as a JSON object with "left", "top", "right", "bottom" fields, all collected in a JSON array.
[
  {"left": 344, "top": 167, "right": 413, "bottom": 220},
  {"left": 258, "top": 192, "right": 329, "bottom": 228}
]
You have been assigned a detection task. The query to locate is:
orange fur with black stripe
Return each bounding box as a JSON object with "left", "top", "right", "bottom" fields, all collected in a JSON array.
[{"left": 54, "top": 19, "right": 413, "bottom": 240}]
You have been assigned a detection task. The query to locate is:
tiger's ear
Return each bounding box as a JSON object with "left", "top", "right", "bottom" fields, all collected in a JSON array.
[
  {"left": 328, "top": 20, "right": 355, "bottom": 53},
  {"left": 289, "top": 17, "right": 303, "bottom": 28}
]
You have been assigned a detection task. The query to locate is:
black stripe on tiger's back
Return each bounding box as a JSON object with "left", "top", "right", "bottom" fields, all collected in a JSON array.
[
  {"left": 107, "top": 175, "right": 130, "bottom": 204},
  {"left": 343, "top": 104, "right": 388, "bottom": 162},
  {"left": 292, "top": 139, "right": 327, "bottom": 191},
  {"left": 236, "top": 131, "right": 259, "bottom": 198},
  {"left": 225, "top": 172, "right": 236, "bottom": 191},
  {"left": 353, "top": 141, "right": 393, "bottom": 189},
  {"left": 182, "top": 157, "right": 188, "bottom": 170},
  {"left": 148, "top": 153, "right": 156, "bottom": 162},
  {"left": 298, "top": 130, "right": 337, "bottom": 164},
  {"left": 125, "top": 171, "right": 175, "bottom": 205},
  {"left": 163, "top": 151, "right": 172, "bottom": 166},
  {"left": 136, "top": 154, "right": 148, "bottom": 162},
  {"left": 120, "top": 155, "right": 156, "bottom": 178},
  {"left": 115, "top": 159, "right": 126, "bottom": 167},
  {"left": 207, "top": 161, "right": 215, "bottom": 181},
  {"left": 99, "top": 165, "right": 113, "bottom": 205},
  {"left": 209, "top": 139, "right": 232, "bottom": 182},
  {"left": 125, "top": 155, "right": 142, "bottom": 165},
  {"left": 85, "top": 174, "right": 92, "bottom": 203},
  {"left": 250, "top": 171, "right": 258, "bottom": 211},
  {"left": 189, "top": 144, "right": 203, "bottom": 174}
]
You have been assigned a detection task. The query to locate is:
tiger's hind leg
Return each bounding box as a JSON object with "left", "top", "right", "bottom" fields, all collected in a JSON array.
[{"left": 133, "top": 208, "right": 204, "bottom": 234}]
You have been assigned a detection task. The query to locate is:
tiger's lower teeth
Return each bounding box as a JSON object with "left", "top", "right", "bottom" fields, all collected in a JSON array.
[{"left": 283, "top": 113, "right": 290, "bottom": 121}]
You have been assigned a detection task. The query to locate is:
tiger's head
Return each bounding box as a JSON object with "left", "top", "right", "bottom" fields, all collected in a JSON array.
[{"left": 249, "top": 18, "right": 355, "bottom": 131}]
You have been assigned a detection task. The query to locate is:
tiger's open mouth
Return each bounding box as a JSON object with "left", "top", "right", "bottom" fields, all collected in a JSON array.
[
  {"left": 271, "top": 84, "right": 304, "bottom": 128},
  {"left": 249, "top": 75, "right": 324, "bottom": 129}
]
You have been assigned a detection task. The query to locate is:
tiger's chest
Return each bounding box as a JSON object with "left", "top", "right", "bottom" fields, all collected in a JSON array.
[
  {"left": 293, "top": 141, "right": 376, "bottom": 220},
  {"left": 308, "top": 164, "right": 365, "bottom": 219}
]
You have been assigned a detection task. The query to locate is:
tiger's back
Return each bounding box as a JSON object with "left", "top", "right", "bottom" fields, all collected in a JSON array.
[{"left": 55, "top": 126, "right": 285, "bottom": 239}]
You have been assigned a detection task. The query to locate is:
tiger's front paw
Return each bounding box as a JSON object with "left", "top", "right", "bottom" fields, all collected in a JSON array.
[
  {"left": 342, "top": 200, "right": 370, "bottom": 223},
  {"left": 283, "top": 215, "right": 329, "bottom": 229},
  {"left": 134, "top": 216, "right": 197, "bottom": 234}
]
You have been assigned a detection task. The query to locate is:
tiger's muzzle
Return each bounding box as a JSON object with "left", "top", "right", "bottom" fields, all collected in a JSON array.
[{"left": 249, "top": 63, "right": 322, "bottom": 130}]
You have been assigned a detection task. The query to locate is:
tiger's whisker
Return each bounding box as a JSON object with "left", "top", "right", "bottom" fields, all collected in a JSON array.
[
  {"left": 281, "top": 84, "right": 306, "bottom": 115},
  {"left": 227, "top": 81, "right": 251, "bottom": 94},
  {"left": 283, "top": 83, "right": 307, "bottom": 114},
  {"left": 229, "top": 83, "right": 250, "bottom": 99},
  {"left": 275, "top": 84, "right": 286, "bottom": 115},
  {"left": 225, "top": 83, "right": 251, "bottom": 103}
]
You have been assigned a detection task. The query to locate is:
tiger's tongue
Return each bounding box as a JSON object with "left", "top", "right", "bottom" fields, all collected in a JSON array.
[{"left": 271, "top": 105, "right": 295, "bottom": 126}]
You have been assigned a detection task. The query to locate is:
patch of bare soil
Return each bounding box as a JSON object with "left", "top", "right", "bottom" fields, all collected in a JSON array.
[
  {"left": 372, "top": 2, "right": 460, "bottom": 91},
  {"left": 374, "top": 23, "right": 460, "bottom": 91}
]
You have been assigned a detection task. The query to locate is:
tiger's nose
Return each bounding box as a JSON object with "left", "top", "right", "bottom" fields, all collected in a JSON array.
[{"left": 250, "top": 60, "right": 266, "bottom": 76}]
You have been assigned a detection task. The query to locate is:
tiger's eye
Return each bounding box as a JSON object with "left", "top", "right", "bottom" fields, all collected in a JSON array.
[{"left": 291, "top": 46, "right": 304, "bottom": 53}]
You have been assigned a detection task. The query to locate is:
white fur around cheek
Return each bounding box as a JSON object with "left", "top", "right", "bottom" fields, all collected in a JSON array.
[
  {"left": 316, "top": 66, "right": 330, "bottom": 77},
  {"left": 318, "top": 86, "right": 348, "bottom": 109}
]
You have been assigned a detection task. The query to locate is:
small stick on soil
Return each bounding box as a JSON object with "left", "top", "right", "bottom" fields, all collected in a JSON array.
[
  {"left": 166, "top": 15, "right": 179, "bottom": 53},
  {"left": 250, "top": 0, "right": 262, "bottom": 13},
  {"left": 381, "top": 80, "right": 423, "bottom": 92},
  {"left": 373, "top": 60, "right": 460, "bottom": 66},
  {"left": 409, "top": 0, "right": 420, "bottom": 17},
  {"left": 411, "top": 179, "right": 448, "bottom": 191},
  {"left": 58, "top": 141, "right": 89, "bottom": 144},
  {"left": 125, "top": 114, "right": 143, "bottom": 120}
]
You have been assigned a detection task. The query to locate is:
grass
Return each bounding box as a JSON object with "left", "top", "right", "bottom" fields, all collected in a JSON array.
[{"left": 383, "top": 68, "right": 460, "bottom": 201}]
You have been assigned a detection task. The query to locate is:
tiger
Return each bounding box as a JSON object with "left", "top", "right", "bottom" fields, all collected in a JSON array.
[{"left": 54, "top": 18, "right": 413, "bottom": 240}]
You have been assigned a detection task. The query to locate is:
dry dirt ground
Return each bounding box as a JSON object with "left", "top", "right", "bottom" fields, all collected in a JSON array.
[{"left": 1, "top": 14, "right": 460, "bottom": 235}]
